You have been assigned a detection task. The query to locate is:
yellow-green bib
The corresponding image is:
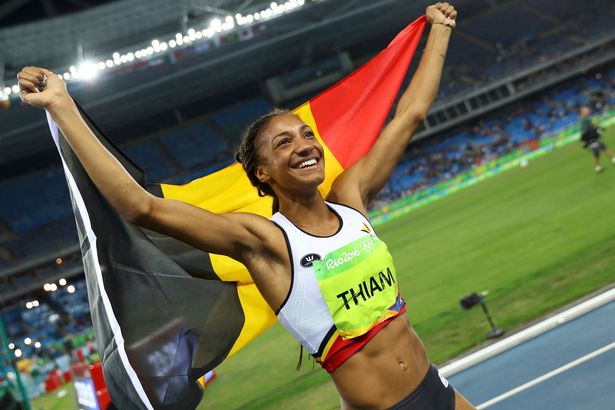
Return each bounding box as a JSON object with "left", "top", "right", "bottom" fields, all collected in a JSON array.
[{"left": 313, "top": 235, "right": 399, "bottom": 339}]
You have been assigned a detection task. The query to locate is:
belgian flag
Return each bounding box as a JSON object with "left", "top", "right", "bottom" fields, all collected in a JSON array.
[{"left": 46, "top": 16, "right": 425, "bottom": 410}]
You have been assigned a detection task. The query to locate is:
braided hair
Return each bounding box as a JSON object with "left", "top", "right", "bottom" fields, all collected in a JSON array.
[{"left": 236, "top": 108, "right": 292, "bottom": 213}]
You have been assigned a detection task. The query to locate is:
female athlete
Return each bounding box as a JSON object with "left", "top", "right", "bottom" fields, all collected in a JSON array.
[{"left": 18, "top": 3, "right": 474, "bottom": 409}]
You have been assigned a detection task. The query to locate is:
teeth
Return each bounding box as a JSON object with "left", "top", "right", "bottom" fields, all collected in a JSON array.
[{"left": 299, "top": 159, "right": 317, "bottom": 168}]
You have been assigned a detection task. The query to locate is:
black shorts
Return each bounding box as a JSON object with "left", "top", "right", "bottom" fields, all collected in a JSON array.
[
  {"left": 388, "top": 364, "right": 455, "bottom": 410},
  {"left": 590, "top": 141, "right": 607, "bottom": 157}
]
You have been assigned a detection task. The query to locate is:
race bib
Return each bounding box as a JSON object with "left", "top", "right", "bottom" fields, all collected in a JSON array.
[{"left": 312, "top": 236, "right": 400, "bottom": 339}]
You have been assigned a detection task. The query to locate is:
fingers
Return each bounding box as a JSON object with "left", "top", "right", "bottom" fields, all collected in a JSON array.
[
  {"left": 18, "top": 78, "right": 38, "bottom": 95},
  {"left": 432, "top": 2, "right": 456, "bottom": 27},
  {"left": 438, "top": 2, "right": 455, "bottom": 18},
  {"left": 17, "top": 66, "right": 47, "bottom": 95},
  {"left": 18, "top": 66, "right": 46, "bottom": 83},
  {"left": 435, "top": 3, "right": 455, "bottom": 14}
]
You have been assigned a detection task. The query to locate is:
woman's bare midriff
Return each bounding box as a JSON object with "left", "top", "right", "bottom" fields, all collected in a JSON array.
[{"left": 331, "top": 315, "right": 430, "bottom": 409}]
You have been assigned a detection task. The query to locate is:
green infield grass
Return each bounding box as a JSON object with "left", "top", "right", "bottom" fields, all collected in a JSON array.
[{"left": 30, "top": 382, "right": 76, "bottom": 410}]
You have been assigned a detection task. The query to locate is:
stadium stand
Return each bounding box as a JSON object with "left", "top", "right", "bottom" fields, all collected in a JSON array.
[
  {"left": 210, "top": 97, "right": 272, "bottom": 142},
  {"left": 123, "top": 141, "right": 177, "bottom": 182},
  {"left": 160, "top": 123, "right": 229, "bottom": 171},
  {"left": 374, "top": 67, "right": 615, "bottom": 205},
  {"left": 2, "top": 278, "right": 92, "bottom": 360}
]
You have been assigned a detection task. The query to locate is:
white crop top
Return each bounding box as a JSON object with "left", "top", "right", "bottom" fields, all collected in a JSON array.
[{"left": 271, "top": 201, "right": 384, "bottom": 357}]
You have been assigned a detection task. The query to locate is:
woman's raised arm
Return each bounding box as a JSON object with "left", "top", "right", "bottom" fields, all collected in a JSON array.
[
  {"left": 17, "top": 67, "right": 276, "bottom": 262},
  {"left": 329, "top": 3, "right": 456, "bottom": 211}
]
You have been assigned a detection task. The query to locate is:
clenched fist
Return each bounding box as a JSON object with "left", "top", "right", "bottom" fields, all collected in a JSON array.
[
  {"left": 17, "top": 66, "right": 70, "bottom": 110},
  {"left": 426, "top": 2, "right": 457, "bottom": 28}
]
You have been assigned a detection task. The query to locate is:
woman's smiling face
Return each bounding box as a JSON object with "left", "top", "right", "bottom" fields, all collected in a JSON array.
[{"left": 254, "top": 113, "right": 326, "bottom": 195}]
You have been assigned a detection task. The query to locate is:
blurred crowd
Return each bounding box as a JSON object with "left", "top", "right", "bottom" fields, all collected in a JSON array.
[{"left": 372, "top": 67, "right": 615, "bottom": 207}]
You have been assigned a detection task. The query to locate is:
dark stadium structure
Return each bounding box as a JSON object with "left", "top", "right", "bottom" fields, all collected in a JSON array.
[{"left": 0, "top": 0, "right": 614, "bottom": 406}]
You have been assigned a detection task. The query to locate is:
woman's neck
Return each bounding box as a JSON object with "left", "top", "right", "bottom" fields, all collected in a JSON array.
[{"left": 277, "top": 190, "right": 339, "bottom": 236}]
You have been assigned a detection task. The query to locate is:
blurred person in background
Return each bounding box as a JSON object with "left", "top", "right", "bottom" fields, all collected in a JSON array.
[{"left": 579, "top": 106, "right": 615, "bottom": 173}]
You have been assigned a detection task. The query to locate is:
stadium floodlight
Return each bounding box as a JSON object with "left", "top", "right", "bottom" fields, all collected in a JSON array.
[
  {"left": 11, "top": 84, "right": 19, "bottom": 94},
  {"left": 460, "top": 291, "right": 504, "bottom": 339},
  {"left": 26, "top": 302, "right": 32, "bottom": 309},
  {"left": 8, "top": 343, "right": 14, "bottom": 350},
  {"left": 76, "top": 61, "right": 99, "bottom": 81},
  {"left": 34, "top": 342, "right": 42, "bottom": 349},
  {"left": 59, "top": 278, "right": 67, "bottom": 286},
  {"left": 43, "top": 283, "right": 51, "bottom": 291},
  {"left": 50, "top": 283, "right": 58, "bottom": 292},
  {"left": 14, "top": 349, "right": 22, "bottom": 358},
  {"left": 3, "top": 87, "right": 10, "bottom": 95},
  {"left": 24, "top": 338, "right": 31, "bottom": 345},
  {"left": 160, "top": 42, "right": 168, "bottom": 51},
  {"left": 67, "top": 285, "right": 76, "bottom": 294},
  {"left": 63, "top": 72, "right": 71, "bottom": 80},
  {"left": 33, "top": 300, "right": 39, "bottom": 307},
  {"left": 169, "top": 40, "right": 177, "bottom": 48}
]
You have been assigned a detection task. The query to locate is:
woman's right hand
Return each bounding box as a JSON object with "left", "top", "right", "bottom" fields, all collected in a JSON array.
[{"left": 17, "top": 66, "right": 70, "bottom": 111}]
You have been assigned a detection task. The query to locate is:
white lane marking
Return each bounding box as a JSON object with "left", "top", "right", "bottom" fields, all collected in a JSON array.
[
  {"left": 440, "top": 287, "right": 615, "bottom": 377},
  {"left": 476, "top": 341, "right": 615, "bottom": 409}
]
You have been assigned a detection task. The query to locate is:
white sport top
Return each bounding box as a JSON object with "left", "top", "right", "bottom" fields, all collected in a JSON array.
[{"left": 270, "top": 201, "right": 386, "bottom": 357}]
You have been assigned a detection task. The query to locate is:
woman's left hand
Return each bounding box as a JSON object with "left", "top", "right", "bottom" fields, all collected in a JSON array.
[{"left": 426, "top": 2, "right": 457, "bottom": 28}]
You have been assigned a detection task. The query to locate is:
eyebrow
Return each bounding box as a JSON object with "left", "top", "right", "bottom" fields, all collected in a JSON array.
[{"left": 271, "top": 125, "right": 312, "bottom": 144}]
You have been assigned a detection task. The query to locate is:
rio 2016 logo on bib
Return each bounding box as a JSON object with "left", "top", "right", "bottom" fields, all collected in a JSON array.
[{"left": 325, "top": 248, "right": 360, "bottom": 270}]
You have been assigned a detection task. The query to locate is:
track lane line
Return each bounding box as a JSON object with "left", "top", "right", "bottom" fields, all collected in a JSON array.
[{"left": 476, "top": 341, "right": 615, "bottom": 409}]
